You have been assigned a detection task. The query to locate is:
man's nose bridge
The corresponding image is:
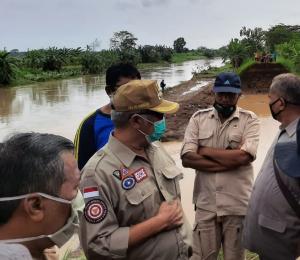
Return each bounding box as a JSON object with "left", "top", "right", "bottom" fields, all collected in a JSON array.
[{"left": 220, "top": 94, "right": 230, "bottom": 102}]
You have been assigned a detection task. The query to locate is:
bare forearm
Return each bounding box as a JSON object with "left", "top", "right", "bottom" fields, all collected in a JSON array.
[
  {"left": 200, "top": 147, "right": 252, "bottom": 168},
  {"left": 129, "top": 215, "right": 166, "bottom": 247},
  {"left": 182, "top": 152, "right": 229, "bottom": 172}
]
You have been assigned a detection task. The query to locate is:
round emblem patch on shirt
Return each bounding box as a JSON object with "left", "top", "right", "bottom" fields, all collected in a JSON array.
[
  {"left": 84, "top": 199, "right": 107, "bottom": 224},
  {"left": 122, "top": 176, "right": 136, "bottom": 190}
]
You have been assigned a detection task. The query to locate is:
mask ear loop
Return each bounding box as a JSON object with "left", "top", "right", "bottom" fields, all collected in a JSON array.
[
  {"left": 132, "top": 114, "right": 154, "bottom": 125},
  {"left": 0, "top": 192, "right": 72, "bottom": 204}
]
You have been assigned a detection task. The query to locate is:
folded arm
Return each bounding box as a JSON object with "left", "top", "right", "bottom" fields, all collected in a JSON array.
[
  {"left": 198, "top": 146, "right": 252, "bottom": 169},
  {"left": 182, "top": 151, "right": 230, "bottom": 172}
]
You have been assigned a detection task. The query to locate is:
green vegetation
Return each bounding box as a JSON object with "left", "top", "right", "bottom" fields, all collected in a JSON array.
[
  {"left": 218, "top": 250, "right": 258, "bottom": 260},
  {"left": 0, "top": 51, "right": 16, "bottom": 84},
  {"left": 3, "top": 24, "right": 300, "bottom": 87},
  {"left": 173, "top": 37, "right": 187, "bottom": 53},
  {"left": 276, "top": 38, "right": 300, "bottom": 73},
  {"left": 237, "top": 59, "right": 256, "bottom": 75},
  {"left": 172, "top": 51, "right": 204, "bottom": 63},
  {"left": 276, "top": 57, "right": 294, "bottom": 72},
  {"left": 1, "top": 31, "right": 223, "bottom": 87},
  {"left": 221, "top": 24, "right": 300, "bottom": 73}
]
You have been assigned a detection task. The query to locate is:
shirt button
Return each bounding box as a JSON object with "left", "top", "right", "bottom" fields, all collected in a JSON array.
[
  {"left": 159, "top": 185, "right": 164, "bottom": 190},
  {"left": 141, "top": 191, "right": 145, "bottom": 196}
]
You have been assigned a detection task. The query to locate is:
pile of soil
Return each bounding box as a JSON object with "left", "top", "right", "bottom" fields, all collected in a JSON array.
[
  {"left": 163, "top": 62, "right": 288, "bottom": 141},
  {"left": 240, "top": 63, "right": 289, "bottom": 93},
  {"left": 163, "top": 78, "right": 215, "bottom": 141}
]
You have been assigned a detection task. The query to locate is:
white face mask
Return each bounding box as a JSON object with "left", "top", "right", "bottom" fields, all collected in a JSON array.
[{"left": 0, "top": 191, "right": 84, "bottom": 247}]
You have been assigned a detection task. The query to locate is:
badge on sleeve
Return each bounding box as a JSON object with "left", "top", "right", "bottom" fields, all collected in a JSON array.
[
  {"left": 133, "top": 167, "right": 148, "bottom": 183},
  {"left": 121, "top": 176, "right": 136, "bottom": 190},
  {"left": 84, "top": 199, "right": 107, "bottom": 224},
  {"left": 83, "top": 186, "right": 99, "bottom": 199},
  {"left": 121, "top": 168, "right": 129, "bottom": 179},
  {"left": 112, "top": 170, "right": 121, "bottom": 180}
]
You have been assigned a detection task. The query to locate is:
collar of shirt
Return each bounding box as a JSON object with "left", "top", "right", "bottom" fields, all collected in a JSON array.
[
  {"left": 210, "top": 106, "right": 241, "bottom": 120},
  {"left": 280, "top": 117, "right": 300, "bottom": 138},
  {"left": 107, "top": 134, "right": 155, "bottom": 168}
]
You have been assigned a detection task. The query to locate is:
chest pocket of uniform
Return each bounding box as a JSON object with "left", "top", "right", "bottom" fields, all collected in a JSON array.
[
  {"left": 125, "top": 182, "right": 153, "bottom": 205},
  {"left": 159, "top": 165, "right": 183, "bottom": 200},
  {"left": 124, "top": 183, "right": 153, "bottom": 224},
  {"left": 228, "top": 131, "right": 243, "bottom": 149},
  {"left": 258, "top": 214, "right": 286, "bottom": 233},
  {"left": 198, "top": 130, "right": 213, "bottom": 147}
]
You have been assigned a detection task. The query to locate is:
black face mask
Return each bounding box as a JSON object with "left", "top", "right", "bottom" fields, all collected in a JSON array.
[
  {"left": 213, "top": 102, "right": 236, "bottom": 118},
  {"left": 269, "top": 98, "right": 284, "bottom": 120}
]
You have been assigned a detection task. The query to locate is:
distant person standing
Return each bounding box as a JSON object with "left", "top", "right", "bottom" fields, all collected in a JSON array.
[
  {"left": 160, "top": 79, "right": 166, "bottom": 93},
  {"left": 272, "top": 51, "right": 277, "bottom": 62}
]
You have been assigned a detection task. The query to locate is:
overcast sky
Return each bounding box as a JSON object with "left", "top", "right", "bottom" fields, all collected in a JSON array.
[{"left": 1, "top": 0, "right": 300, "bottom": 51}]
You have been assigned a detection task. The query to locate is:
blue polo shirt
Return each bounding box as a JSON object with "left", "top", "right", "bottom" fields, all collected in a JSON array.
[{"left": 74, "top": 109, "right": 114, "bottom": 170}]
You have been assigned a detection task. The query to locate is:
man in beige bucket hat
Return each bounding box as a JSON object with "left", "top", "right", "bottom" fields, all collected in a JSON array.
[{"left": 79, "top": 79, "right": 192, "bottom": 259}]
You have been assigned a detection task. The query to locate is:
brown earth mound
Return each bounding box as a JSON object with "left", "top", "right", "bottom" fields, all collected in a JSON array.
[
  {"left": 163, "top": 79, "right": 214, "bottom": 141},
  {"left": 163, "top": 63, "right": 289, "bottom": 141},
  {"left": 240, "top": 63, "right": 289, "bottom": 93}
]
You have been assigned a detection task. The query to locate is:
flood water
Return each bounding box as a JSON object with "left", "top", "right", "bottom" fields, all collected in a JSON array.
[
  {"left": 0, "top": 58, "right": 222, "bottom": 141},
  {"left": 0, "top": 58, "right": 283, "bottom": 253}
]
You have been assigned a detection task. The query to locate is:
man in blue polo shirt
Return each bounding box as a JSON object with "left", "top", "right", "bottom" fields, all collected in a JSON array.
[{"left": 74, "top": 63, "right": 141, "bottom": 169}]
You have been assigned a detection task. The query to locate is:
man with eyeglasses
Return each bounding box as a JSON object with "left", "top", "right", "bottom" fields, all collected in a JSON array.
[
  {"left": 79, "top": 80, "right": 192, "bottom": 259},
  {"left": 181, "top": 72, "right": 260, "bottom": 260}
]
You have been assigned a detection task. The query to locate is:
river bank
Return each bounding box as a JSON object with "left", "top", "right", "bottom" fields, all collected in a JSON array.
[{"left": 2, "top": 52, "right": 211, "bottom": 88}]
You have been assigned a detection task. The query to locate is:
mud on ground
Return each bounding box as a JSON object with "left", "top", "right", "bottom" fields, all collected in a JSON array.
[{"left": 162, "top": 78, "right": 215, "bottom": 141}]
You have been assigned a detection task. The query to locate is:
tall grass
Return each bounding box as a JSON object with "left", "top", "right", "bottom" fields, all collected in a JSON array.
[
  {"left": 172, "top": 52, "right": 205, "bottom": 63},
  {"left": 237, "top": 59, "right": 256, "bottom": 75},
  {"left": 276, "top": 57, "right": 294, "bottom": 72}
]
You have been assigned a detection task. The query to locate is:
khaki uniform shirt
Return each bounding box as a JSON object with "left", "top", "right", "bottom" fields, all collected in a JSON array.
[
  {"left": 79, "top": 135, "right": 192, "bottom": 260},
  {"left": 181, "top": 107, "right": 260, "bottom": 216},
  {"left": 243, "top": 118, "right": 300, "bottom": 259}
]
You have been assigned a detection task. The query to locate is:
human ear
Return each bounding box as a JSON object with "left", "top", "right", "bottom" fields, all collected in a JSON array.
[
  {"left": 23, "top": 195, "right": 45, "bottom": 222},
  {"left": 129, "top": 115, "right": 142, "bottom": 129}
]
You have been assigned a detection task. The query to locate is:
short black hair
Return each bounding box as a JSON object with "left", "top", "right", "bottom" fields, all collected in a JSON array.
[
  {"left": 105, "top": 63, "right": 141, "bottom": 95},
  {"left": 0, "top": 133, "right": 74, "bottom": 225}
]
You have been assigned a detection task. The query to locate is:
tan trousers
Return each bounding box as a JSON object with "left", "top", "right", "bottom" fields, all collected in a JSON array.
[{"left": 191, "top": 209, "right": 245, "bottom": 260}]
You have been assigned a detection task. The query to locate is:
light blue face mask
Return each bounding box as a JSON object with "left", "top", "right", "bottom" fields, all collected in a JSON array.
[{"left": 135, "top": 114, "right": 166, "bottom": 142}]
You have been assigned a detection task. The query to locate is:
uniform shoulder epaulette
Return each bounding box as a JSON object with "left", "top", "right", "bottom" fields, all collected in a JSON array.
[
  {"left": 192, "top": 107, "right": 213, "bottom": 118},
  {"left": 82, "top": 150, "right": 107, "bottom": 177},
  {"left": 239, "top": 107, "right": 258, "bottom": 119}
]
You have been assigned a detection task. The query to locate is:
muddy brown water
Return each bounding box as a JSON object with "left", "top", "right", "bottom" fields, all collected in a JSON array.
[
  {"left": 0, "top": 58, "right": 223, "bottom": 142},
  {"left": 0, "top": 62, "right": 281, "bottom": 258}
]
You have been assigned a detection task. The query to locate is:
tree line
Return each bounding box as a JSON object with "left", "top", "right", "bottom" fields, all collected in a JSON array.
[
  {"left": 0, "top": 30, "right": 224, "bottom": 85},
  {"left": 1, "top": 24, "right": 300, "bottom": 85},
  {"left": 223, "top": 24, "right": 300, "bottom": 71}
]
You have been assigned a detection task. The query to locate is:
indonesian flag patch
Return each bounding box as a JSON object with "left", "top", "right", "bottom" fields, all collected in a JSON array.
[
  {"left": 83, "top": 186, "right": 99, "bottom": 199},
  {"left": 84, "top": 199, "right": 107, "bottom": 224}
]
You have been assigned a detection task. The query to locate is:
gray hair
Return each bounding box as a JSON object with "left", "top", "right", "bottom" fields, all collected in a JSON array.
[
  {"left": 0, "top": 132, "right": 74, "bottom": 224},
  {"left": 111, "top": 110, "right": 146, "bottom": 128},
  {"left": 111, "top": 110, "right": 135, "bottom": 128},
  {"left": 270, "top": 73, "right": 300, "bottom": 105}
]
